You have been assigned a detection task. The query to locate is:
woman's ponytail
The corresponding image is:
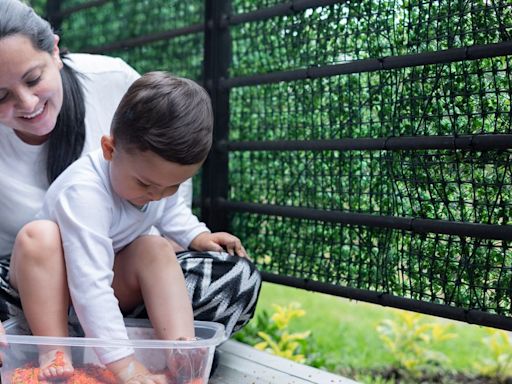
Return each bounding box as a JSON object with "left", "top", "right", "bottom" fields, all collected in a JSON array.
[{"left": 46, "top": 54, "right": 86, "bottom": 183}]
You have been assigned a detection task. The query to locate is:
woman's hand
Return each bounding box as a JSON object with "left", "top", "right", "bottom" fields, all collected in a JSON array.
[{"left": 190, "top": 232, "right": 248, "bottom": 258}]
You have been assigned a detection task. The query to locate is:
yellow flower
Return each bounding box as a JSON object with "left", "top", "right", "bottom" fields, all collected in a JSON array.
[{"left": 271, "top": 303, "right": 305, "bottom": 329}]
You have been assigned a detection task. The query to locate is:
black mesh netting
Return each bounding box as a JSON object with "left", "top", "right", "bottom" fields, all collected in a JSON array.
[
  {"left": 55, "top": 0, "right": 204, "bottom": 80},
  {"left": 225, "top": 1, "right": 512, "bottom": 324},
  {"left": 39, "top": 0, "right": 512, "bottom": 326}
]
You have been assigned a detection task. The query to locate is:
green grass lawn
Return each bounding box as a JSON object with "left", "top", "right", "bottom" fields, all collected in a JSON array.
[{"left": 249, "top": 282, "right": 499, "bottom": 373}]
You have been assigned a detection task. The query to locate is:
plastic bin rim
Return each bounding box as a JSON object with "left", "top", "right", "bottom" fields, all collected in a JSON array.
[{"left": 1, "top": 319, "right": 225, "bottom": 349}]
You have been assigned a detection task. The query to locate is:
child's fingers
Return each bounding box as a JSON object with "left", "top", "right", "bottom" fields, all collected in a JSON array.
[
  {"left": 212, "top": 243, "right": 224, "bottom": 252},
  {"left": 236, "top": 244, "right": 249, "bottom": 258},
  {"left": 231, "top": 240, "right": 248, "bottom": 258},
  {"left": 223, "top": 239, "right": 249, "bottom": 258},
  {"left": 225, "top": 241, "right": 236, "bottom": 255},
  {"left": 225, "top": 239, "right": 241, "bottom": 255},
  {"left": 208, "top": 232, "right": 249, "bottom": 257}
]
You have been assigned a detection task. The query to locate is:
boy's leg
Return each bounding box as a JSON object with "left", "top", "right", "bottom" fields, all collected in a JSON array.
[
  {"left": 132, "top": 246, "right": 262, "bottom": 337},
  {"left": 10, "top": 220, "right": 73, "bottom": 379},
  {"left": 113, "top": 235, "right": 196, "bottom": 382},
  {"left": 113, "top": 235, "right": 194, "bottom": 340}
]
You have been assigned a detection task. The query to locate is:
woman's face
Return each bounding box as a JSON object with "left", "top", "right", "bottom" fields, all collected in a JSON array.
[{"left": 0, "top": 34, "right": 63, "bottom": 145}]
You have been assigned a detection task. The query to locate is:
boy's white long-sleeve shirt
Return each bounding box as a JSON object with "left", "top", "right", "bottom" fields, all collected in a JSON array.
[{"left": 37, "top": 148, "right": 209, "bottom": 364}]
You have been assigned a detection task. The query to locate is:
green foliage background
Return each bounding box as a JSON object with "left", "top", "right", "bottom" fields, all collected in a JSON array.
[{"left": 31, "top": 0, "right": 512, "bottom": 319}]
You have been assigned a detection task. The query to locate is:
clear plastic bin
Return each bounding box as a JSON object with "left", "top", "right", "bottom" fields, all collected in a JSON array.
[{"left": 0, "top": 316, "right": 224, "bottom": 384}]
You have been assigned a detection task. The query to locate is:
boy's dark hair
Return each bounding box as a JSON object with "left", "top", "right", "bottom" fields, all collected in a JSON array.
[
  {"left": 111, "top": 71, "right": 213, "bottom": 165},
  {"left": 0, "top": 0, "right": 86, "bottom": 184}
]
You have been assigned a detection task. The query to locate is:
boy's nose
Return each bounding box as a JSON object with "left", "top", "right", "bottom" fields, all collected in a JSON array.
[{"left": 147, "top": 187, "right": 163, "bottom": 201}]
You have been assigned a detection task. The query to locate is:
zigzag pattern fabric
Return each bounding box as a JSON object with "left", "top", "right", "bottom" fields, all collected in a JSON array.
[
  {"left": 177, "top": 251, "right": 262, "bottom": 337},
  {"left": 0, "top": 252, "right": 262, "bottom": 335}
]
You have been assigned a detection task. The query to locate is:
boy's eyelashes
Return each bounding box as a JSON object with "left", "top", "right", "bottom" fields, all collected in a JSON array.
[
  {"left": 136, "top": 180, "right": 150, "bottom": 188},
  {"left": 136, "top": 179, "right": 181, "bottom": 191}
]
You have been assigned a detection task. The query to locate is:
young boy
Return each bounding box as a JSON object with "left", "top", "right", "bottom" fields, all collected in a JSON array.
[{"left": 28, "top": 72, "right": 245, "bottom": 383}]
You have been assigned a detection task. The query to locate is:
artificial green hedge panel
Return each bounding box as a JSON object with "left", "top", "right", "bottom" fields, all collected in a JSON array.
[
  {"left": 229, "top": 1, "right": 512, "bottom": 77},
  {"left": 229, "top": 58, "right": 512, "bottom": 142},
  {"left": 226, "top": 0, "right": 512, "bottom": 319},
  {"left": 33, "top": 0, "right": 512, "bottom": 323},
  {"left": 59, "top": 1, "right": 203, "bottom": 49},
  {"left": 228, "top": 149, "right": 512, "bottom": 224},
  {"left": 55, "top": 0, "right": 204, "bottom": 81},
  {"left": 233, "top": 212, "right": 511, "bottom": 315}
]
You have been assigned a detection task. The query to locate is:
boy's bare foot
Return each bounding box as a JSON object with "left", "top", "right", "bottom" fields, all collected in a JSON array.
[
  {"left": 122, "top": 373, "right": 167, "bottom": 384},
  {"left": 109, "top": 356, "right": 166, "bottom": 384},
  {"left": 38, "top": 349, "right": 74, "bottom": 380}
]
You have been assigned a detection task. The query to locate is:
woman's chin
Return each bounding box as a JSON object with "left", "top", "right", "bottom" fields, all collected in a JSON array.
[{"left": 13, "top": 128, "right": 52, "bottom": 145}]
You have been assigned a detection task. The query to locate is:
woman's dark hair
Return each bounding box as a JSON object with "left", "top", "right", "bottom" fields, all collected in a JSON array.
[
  {"left": 0, "top": 0, "right": 85, "bottom": 183},
  {"left": 112, "top": 71, "right": 213, "bottom": 165},
  {"left": 48, "top": 54, "right": 86, "bottom": 183}
]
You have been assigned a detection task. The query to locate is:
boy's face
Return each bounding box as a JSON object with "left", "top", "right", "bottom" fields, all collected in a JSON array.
[{"left": 101, "top": 135, "right": 202, "bottom": 207}]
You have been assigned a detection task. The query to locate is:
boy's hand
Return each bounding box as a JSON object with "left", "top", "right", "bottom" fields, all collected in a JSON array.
[
  {"left": 107, "top": 355, "right": 166, "bottom": 384},
  {"left": 190, "top": 232, "right": 248, "bottom": 258},
  {"left": 167, "top": 346, "right": 208, "bottom": 381}
]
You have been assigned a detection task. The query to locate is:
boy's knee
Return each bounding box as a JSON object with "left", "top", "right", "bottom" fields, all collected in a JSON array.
[
  {"left": 136, "top": 236, "right": 176, "bottom": 267},
  {"left": 14, "top": 220, "right": 61, "bottom": 260}
]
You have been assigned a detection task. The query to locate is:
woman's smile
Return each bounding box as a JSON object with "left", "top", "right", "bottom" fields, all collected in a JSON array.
[
  {"left": 0, "top": 35, "right": 63, "bottom": 144},
  {"left": 20, "top": 102, "right": 46, "bottom": 120}
]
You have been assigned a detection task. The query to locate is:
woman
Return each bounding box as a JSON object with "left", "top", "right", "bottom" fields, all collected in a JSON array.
[{"left": 0, "top": 0, "right": 261, "bottom": 346}]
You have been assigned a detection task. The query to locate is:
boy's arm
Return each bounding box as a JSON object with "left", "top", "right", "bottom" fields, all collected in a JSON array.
[
  {"left": 49, "top": 184, "right": 133, "bottom": 364},
  {"left": 189, "top": 231, "right": 248, "bottom": 257},
  {"left": 158, "top": 188, "right": 210, "bottom": 249},
  {"left": 158, "top": 190, "right": 247, "bottom": 256}
]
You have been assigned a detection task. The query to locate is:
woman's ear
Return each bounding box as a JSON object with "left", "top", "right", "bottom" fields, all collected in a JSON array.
[
  {"left": 52, "top": 34, "right": 63, "bottom": 69},
  {"left": 101, "top": 135, "right": 115, "bottom": 161}
]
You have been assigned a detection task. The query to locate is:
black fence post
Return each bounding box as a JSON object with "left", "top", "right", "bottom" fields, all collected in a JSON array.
[
  {"left": 45, "top": 0, "right": 62, "bottom": 31},
  {"left": 201, "top": 0, "right": 232, "bottom": 231}
]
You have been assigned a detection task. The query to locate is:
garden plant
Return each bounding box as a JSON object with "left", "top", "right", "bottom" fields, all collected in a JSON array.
[{"left": 236, "top": 283, "right": 512, "bottom": 384}]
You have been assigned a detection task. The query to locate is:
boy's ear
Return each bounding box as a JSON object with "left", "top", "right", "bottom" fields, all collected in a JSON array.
[{"left": 101, "top": 135, "right": 115, "bottom": 161}]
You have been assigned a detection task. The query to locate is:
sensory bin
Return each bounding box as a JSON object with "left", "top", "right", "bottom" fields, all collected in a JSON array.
[{"left": 1, "top": 317, "right": 224, "bottom": 384}]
